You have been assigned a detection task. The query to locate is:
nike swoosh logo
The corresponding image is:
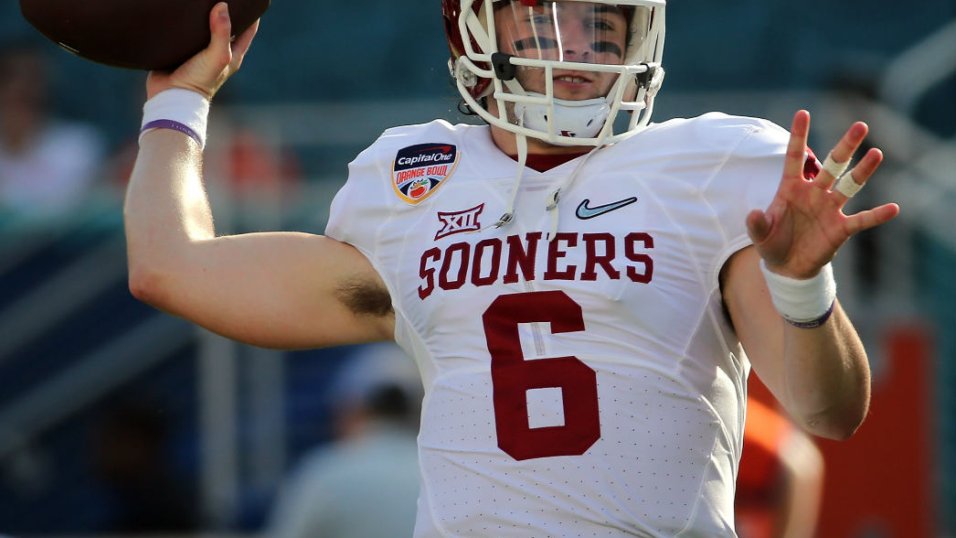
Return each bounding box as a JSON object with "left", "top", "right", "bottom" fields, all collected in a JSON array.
[{"left": 576, "top": 197, "right": 638, "bottom": 220}]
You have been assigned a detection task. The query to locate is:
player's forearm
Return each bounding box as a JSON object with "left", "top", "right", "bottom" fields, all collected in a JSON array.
[
  {"left": 124, "top": 130, "right": 215, "bottom": 300},
  {"left": 779, "top": 301, "right": 871, "bottom": 440}
]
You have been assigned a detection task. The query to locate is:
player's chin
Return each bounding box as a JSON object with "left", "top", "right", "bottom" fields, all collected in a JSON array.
[
  {"left": 553, "top": 77, "right": 613, "bottom": 101},
  {"left": 552, "top": 86, "right": 605, "bottom": 102},
  {"left": 516, "top": 77, "right": 606, "bottom": 101}
]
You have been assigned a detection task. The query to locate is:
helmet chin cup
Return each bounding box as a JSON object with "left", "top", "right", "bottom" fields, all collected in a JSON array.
[{"left": 515, "top": 95, "right": 611, "bottom": 142}]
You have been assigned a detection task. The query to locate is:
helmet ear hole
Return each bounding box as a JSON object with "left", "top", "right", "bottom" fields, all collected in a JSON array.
[
  {"left": 491, "top": 53, "right": 518, "bottom": 81},
  {"left": 635, "top": 65, "right": 655, "bottom": 90}
]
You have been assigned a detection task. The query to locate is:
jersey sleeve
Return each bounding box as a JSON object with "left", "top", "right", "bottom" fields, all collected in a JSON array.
[
  {"left": 326, "top": 120, "right": 460, "bottom": 261},
  {"left": 701, "top": 117, "right": 791, "bottom": 287},
  {"left": 325, "top": 136, "right": 396, "bottom": 264}
]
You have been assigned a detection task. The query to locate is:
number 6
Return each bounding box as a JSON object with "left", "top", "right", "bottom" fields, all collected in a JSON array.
[{"left": 482, "top": 290, "right": 601, "bottom": 461}]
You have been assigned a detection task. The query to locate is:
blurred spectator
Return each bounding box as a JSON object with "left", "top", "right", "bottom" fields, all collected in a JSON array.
[
  {"left": 736, "top": 384, "right": 825, "bottom": 538},
  {"left": 90, "top": 399, "right": 199, "bottom": 533},
  {"left": 0, "top": 41, "right": 105, "bottom": 221},
  {"left": 206, "top": 114, "right": 304, "bottom": 232},
  {"left": 107, "top": 106, "right": 304, "bottom": 231},
  {"left": 267, "top": 343, "right": 422, "bottom": 538}
]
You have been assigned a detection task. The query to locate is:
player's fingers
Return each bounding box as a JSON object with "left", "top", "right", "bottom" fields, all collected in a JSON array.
[
  {"left": 230, "top": 19, "right": 259, "bottom": 71},
  {"left": 845, "top": 202, "right": 901, "bottom": 236},
  {"left": 783, "top": 111, "right": 811, "bottom": 181},
  {"left": 815, "top": 122, "right": 868, "bottom": 189},
  {"left": 830, "top": 148, "right": 883, "bottom": 204}
]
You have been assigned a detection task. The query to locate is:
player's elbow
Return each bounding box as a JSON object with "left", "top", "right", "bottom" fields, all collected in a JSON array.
[
  {"left": 128, "top": 262, "right": 175, "bottom": 309},
  {"left": 126, "top": 237, "right": 197, "bottom": 311},
  {"left": 808, "top": 419, "right": 860, "bottom": 441},
  {"left": 800, "top": 404, "right": 867, "bottom": 441}
]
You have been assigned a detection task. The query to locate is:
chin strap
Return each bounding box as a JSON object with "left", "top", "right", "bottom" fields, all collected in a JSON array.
[
  {"left": 488, "top": 76, "right": 623, "bottom": 237},
  {"left": 544, "top": 92, "right": 620, "bottom": 240},
  {"left": 489, "top": 132, "right": 528, "bottom": 230},
  {"left": 541, "top": 73, "right": 630, "bottom": 240}
]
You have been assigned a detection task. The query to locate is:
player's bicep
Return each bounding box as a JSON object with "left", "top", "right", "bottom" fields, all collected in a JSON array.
[{"left": 130, "top": 231, "right": 393, "bottom": 349}]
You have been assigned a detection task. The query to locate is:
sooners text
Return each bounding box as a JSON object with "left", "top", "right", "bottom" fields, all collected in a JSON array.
[{"left": 418, "top": 232, "right": 654, "bottom": 300}]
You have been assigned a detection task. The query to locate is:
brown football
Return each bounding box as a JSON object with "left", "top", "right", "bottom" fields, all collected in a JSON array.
[{"left": 19, "top": 0, "right": 270, "bottom": 70}]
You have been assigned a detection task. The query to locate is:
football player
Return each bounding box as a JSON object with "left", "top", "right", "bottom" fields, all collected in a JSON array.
[
  {"left": 126, "top": 1, "right": 899, "bottom": 535},
  {"left": 736, "top": 382, "right": 824, "bottom": 538}
]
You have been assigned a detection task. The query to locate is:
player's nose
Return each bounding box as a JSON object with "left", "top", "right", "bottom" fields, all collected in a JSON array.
[{"left": 558, "top": 22, "right": 592, "bottom": 62}]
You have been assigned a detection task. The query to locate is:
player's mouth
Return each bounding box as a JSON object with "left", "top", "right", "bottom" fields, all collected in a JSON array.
[
  {"left": 551, "top": 71, "right": 603, "bottom": 100},
  {"left": 553, "top": 71, "right": 594, "bottom": 89}
]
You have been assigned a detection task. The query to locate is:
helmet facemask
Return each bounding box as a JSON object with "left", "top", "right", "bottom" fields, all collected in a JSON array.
[{"left": 449, "top": 0, "right": 666, "bottom": 147}]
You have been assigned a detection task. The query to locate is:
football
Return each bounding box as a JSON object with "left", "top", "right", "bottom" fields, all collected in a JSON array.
[{"left": 19, "top": 0, "right": 270, "bottom": 71}]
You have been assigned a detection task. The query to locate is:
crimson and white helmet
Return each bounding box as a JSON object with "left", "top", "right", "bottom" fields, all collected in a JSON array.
[{"left": 442, "top": 0, "right": 666, "bottom": 147}]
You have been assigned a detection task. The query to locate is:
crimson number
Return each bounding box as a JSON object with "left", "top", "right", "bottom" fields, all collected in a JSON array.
[{"left": 482, "top": 290, "right": 600, "bottom": 460}]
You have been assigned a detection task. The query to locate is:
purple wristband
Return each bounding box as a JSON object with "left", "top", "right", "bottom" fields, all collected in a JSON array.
[
  {"left": 141, "top": 119, "right": 203, "bottom": 147},
  {"left": 783, "top": 301, "right": 835, "bottom": 329}
]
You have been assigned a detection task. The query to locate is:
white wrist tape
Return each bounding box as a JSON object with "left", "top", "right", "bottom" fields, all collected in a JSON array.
[
  {"left": 140, "top": 88, "right": 210, "bottom": 149},
  {"left": 760, "top": 260, "right": 837, "bottom": 328}
]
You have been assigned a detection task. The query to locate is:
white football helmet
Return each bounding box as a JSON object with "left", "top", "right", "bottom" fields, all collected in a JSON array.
[{"left": 442, "top": 0, "right": 666, "bottom": 147}]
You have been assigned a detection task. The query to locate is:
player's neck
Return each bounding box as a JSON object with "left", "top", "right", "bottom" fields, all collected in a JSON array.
[
  {"left": 490, "top": 125, "right": 592, "bottom": 172},
  {"left": 489, "top": 124, "right": 591, "bottom": 157}
]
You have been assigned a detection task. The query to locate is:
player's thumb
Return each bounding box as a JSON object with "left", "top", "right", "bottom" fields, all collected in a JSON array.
[
  {"left": 148, "top": 2, "right": 234, "bottom": 99},
  {"left": 163, "top": 3, "right": 233, "bottom": 99},
  {"left": 746, "top": 209, "right": 772, "bottom": 244},
  {"left": 206, "top": 3, "right": 234, "bottom": 69}
]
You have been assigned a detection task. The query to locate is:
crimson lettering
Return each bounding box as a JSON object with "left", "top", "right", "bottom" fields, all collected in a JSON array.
[
  {"left": 543, "top": 233, "right": 578, "bottom": 281},
  {"left": 581, "top": 233, "right": 619, "bottom": 281},
  {"left": 503, "top": 233, "right": 541, "bottom": 284},
  {"left": 472, "top": 239, "right": 503, "bottom": 286},
  {"left": 625, "top": 232, "right": 654, "bottom": 283},
  {"left": 418, "top": 247, "right": 441, "bottom": 299},
  {"left": 439, "top": 242, "right": 470, "bottom": 290},
  {"left": 417, "top": 232, "right": 655, "bottom": 300}
]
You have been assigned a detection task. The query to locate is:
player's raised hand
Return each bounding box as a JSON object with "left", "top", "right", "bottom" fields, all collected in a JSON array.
[
  {"left": 147, "top": 2, "right": 259, "bottom": 100},
  {"left": 746, "top": 110, "right": 900, "bottom": 279}
]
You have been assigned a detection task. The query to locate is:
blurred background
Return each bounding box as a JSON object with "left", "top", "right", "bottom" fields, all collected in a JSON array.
[{"left": 0, "top": 1, "right": 952, "bottom": 536}]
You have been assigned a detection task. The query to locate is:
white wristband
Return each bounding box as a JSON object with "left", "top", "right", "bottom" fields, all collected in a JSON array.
[
  {"left": 140, "top": 88, "right": 210, "bottom": 149},
  {"left": 760, "top": 260, "right": 837, "bottom": 328}
]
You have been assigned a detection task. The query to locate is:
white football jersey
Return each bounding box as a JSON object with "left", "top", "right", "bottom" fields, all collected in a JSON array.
[{"left": 326, "top": 113, "right": 789, "bottom": 537}]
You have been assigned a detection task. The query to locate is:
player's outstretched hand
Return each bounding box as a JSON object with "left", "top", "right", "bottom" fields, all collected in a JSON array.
[
  {"left": 746, "top": 110, "right": 901, "bottom": 279},
  {"left": 146, "top": 2, "right": 259, "bottom": 100}
]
